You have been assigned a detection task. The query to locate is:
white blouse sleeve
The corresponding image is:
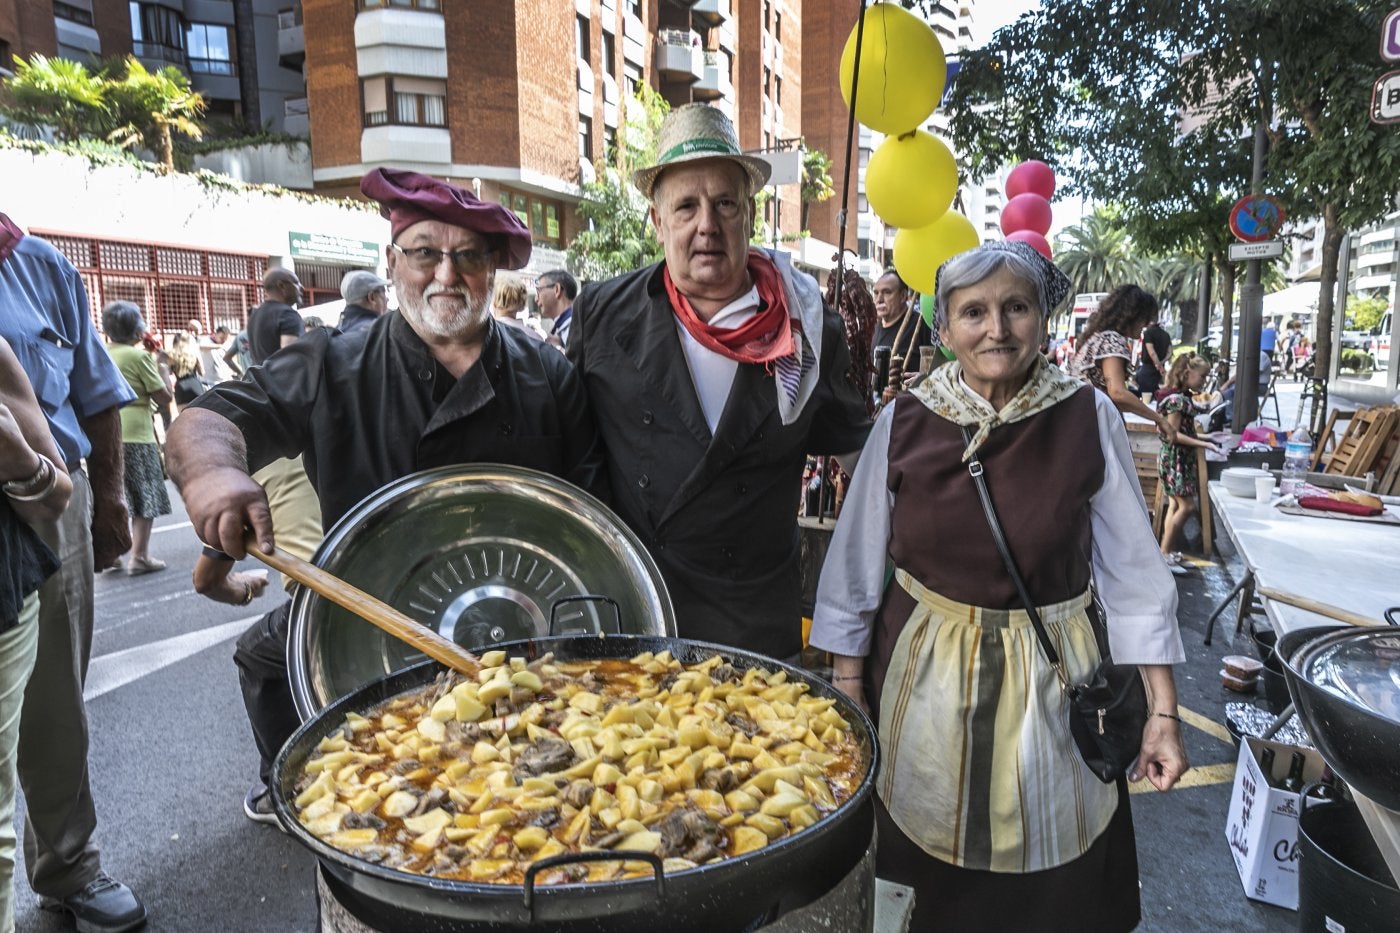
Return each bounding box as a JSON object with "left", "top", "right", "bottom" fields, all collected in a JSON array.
[
  {"left": 1089, "top": 391, "right": 1187, "bottom": 665},
  {"left": 807, "top": 403, "right": 896, "bottom": 658}
]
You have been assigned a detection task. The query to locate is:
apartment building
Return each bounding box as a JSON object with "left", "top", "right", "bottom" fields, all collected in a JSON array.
[{"left": 4, "top": 1, "right": 989, "bottom": 297}]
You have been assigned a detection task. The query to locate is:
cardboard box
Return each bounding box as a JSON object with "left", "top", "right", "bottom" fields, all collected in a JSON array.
[{"left": 1223, "top": 736, "right": 1328, "bottom": 910}]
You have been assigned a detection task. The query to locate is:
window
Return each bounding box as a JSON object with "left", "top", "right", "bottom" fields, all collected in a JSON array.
[
  {"left": 603, "top": 125, "right": 617, "bottom": 160},
  {"left": 54, "top": 2, "right": 95, "bottom": 27},
  {"left": 578, "top": 115, "right": 594, "bottom": 159},
  {"left": 774, "top": 75, "right": 781, "bottom": 106},
  {"left": 600, "top": 30, "right": 616, "bottom": 78},
  {"left": 763, "top": 68, "right": 771, "bottom": 97},
  {"left": 774, "top": 11, "right": 782, "bottom": 41},
  {"left": 497, "top": 189, "right": 563, "bottom": 246},
  {"left": 357, "top": 0, "right": 441, "bottom": 10},
  {"left": 628, "top": 0, "right": 642, "bottom": 16},
  {"left": 361, "top": 76, "right": 447, "bottom": 128},
  {"left": 576, "top": 15, "right": 591, "bottom": 62},
  {"left": 623, "top": 63, "right": 642, "bottom": 99},
  {"left": 186, "top": 23, "right": 235, "bottom": 76},
  {"left": 130, "top": 2, "right": 187, "bottom": 52}
]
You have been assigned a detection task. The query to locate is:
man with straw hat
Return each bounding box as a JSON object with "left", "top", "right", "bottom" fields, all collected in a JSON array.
[{"left": 568, "top": 103, "right": 871, "bottom": 662}]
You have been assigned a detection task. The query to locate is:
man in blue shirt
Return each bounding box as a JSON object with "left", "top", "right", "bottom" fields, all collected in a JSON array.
[
  {"left": 536, "top": 269, "right": 576, "bottom": 348},
  {"left": 0, "top": 213, "right": 146, "bottom": 933}
]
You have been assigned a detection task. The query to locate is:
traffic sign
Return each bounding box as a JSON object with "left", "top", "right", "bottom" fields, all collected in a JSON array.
[
  {"left": 1372, "top": 69, "right": 1400, "bottom": 124},
  {"left": 1227, "top": 240, "right": 1284, "bottom": 262},
  {"left": 1228, "top": 195, "right": 1285, "bottom": 242},
  {"left": 1383, "top": 8, "right": 1400, "bottom": 61}
]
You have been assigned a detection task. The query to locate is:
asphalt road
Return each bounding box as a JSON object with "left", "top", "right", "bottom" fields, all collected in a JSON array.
[{"left": 11, "top": 468, "right": 1309, "bottom": 932}]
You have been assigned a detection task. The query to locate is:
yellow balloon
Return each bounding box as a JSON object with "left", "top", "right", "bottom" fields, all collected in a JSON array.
[
  {"left": 892, "top": 211, "right": 979, "bottom": 296},
  {"left": 865, "top": 131, "right": 958, "bottom": 231},
  {"left": 840, "top": 4, "right": 946, "bottom": 135}
]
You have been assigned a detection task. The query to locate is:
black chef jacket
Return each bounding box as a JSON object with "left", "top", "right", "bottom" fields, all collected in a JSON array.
[
  {"left": 569, "top": 263, "right": 872, "bottom": 660},
  {"left": 192, "top": 311, "right": 605, "bottom": 528}
]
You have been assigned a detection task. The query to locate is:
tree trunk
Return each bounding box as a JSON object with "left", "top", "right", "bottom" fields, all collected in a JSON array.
[
  {"left": 1196, "top": 252, "right": 1213, "bottom": 344},
  {"left": 1178, "top": 297, "right": 1199, "bottom": 342},
  {"left": 233, "top": 0, "right": 260, "bottom": 133},
  {"left": 1219, "top": 262, "right": 1236, "bottom": 366},
  {"left": 1313, "top": 203, "right": 1344, "bottom": 379},
  {"left": 159, "top": 125, "right": 173, "bottom": 171}
]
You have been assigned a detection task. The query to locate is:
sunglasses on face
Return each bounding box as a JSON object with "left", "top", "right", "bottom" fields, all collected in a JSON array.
[{"left": 392, "top": 243, "right": 493, "bottom": 275}]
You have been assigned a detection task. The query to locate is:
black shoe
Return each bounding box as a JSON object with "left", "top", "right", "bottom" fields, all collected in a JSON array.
[
  {"left": 38, "top": 872, "right": 146, "bottom": 933},
  {"left": 244, "top": 783, "right": 282, "bottom": 828}
]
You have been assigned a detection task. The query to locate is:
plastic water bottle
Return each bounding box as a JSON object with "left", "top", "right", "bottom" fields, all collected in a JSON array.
[{"left": 1280, "top": 426, "right": 1312, "bottom": 495}]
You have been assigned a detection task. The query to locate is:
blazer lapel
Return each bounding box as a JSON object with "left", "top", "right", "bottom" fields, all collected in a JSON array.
[
  {"left": 612, "top": 286, "right": 712, "bottom": 448},
  {"left": 660, "top": 361, "right": 776, "bottom": 525}
]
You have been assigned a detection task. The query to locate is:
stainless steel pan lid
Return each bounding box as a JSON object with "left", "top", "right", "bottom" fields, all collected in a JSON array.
[{"left": 287, "top": 466, "right": 675, "bottom": 718}]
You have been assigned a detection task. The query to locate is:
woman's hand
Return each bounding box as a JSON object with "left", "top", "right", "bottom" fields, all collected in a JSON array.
[{"left": 1131, "top": 713, "right": 1189, "bottom": 791}]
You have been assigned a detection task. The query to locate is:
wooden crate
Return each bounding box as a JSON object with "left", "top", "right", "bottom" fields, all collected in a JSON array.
[{"left": 1323, "top": 406, "right": 1400, "bottom": 477}]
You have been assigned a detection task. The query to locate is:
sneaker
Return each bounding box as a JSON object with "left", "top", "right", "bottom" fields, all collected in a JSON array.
[
  {"left": 38, "top": 872, "right": 146, "bottom": 933},
  {"left": 126, "top": 556, "right": 166, "bottom": 576},
  {"left": 244, "top": 784, "right": 282, "bottom": 828}
]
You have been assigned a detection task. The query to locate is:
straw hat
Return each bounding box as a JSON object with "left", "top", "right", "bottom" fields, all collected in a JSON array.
[{"left": 632, "top": 103, "right": 772, "bottom": 199}]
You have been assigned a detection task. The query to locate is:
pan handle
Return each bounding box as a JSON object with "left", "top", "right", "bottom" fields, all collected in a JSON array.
[
  {"left": 1386, "top": 607, "right": 1400, "bottom": 627},
  {"left": 521, "top": 849, "right": 665, "bottom": 914},
  {"left": 549, "top": 595, "right": 622, "bottom": 636}
]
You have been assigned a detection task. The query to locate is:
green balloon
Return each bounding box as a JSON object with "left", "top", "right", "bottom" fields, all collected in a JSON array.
[{"left": 919, "top": 293, "right": 935, "bottom": 328}]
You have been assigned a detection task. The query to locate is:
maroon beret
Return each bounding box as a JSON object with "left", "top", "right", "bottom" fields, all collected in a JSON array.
[{"left": 360, "top": 168, "right": 532, "bottom": 271}]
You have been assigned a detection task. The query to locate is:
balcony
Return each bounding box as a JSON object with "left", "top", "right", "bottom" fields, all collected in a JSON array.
[
  {"left": 361, "top": 124, "right": 450, "bottom": 166},
  {"left": 132, "top": 41, "right": 186, "bottom": 69},
  {"left": 277, "top": 8, "right": 304, "bottom": 69},
  {"left": 692, "top": 51, "right": 730, "bottom": 101},
  {"left": 656, "top": 30, "right": 702, "bottom": 83},
  {"left": 692, "top": 0, "right": 728, "bottom": 28},
  {"left": 284, "top": 96, "right": 309, "bottom": 136}
]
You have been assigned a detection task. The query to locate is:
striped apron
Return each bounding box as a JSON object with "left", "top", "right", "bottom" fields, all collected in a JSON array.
[{"left": 877, "top": 570, "right": 1120, "bottom": 873}]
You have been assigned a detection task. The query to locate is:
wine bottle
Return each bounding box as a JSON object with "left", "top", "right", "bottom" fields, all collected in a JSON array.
[
  {"left": 1258, "top": 747, "right": 1277, "bottom": 787},
  {"left": 1279, "top": 751, "right": 1306, "bottom": 792}
]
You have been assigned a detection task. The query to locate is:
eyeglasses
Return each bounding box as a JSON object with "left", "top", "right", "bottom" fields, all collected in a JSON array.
[{"left": 391, "top": 243, "right": 493, "bottom": 275}]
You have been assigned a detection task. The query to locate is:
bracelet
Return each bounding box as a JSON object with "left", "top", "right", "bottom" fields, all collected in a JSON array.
[
  {"left": 201, "top": 545, "right": 234, "bottom": 562},
  {"left": 3, "top": 453, "right": 57, "bottom": 502},
  {"left": 1153, "top": 711, "right": 1182, "bottom": 722},
  {"left": 832, "top": 674, "right": 862, "bottom": 682},
  {"left": 239, "top": 582, "right": 254, "bottom": 606}
]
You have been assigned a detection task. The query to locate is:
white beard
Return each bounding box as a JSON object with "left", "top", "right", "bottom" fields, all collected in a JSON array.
[{"left": 397, "top": 274, "right": 495, "bottom": 341}]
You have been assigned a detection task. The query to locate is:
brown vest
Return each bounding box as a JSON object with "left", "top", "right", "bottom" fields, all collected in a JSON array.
[{"left": 867, "top": 386, "right": 1105, "bottom": 703}]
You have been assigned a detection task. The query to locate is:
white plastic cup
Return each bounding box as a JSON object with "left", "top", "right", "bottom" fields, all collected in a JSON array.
[{"left": 1255, "top": 475, "right": 1274, "bottom": 502}]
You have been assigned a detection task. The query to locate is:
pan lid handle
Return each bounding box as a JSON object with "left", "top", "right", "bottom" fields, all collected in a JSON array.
[{"left": 522, "top": 849, "right": 666, "bottom": 914}]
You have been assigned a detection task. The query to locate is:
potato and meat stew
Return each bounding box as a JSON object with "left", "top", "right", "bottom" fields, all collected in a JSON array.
[{"left": 293, "top": 648, "right": 863, "bottom": 885}]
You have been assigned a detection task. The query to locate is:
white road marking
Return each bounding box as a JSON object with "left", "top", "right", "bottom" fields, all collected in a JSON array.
[
  {"left": 152, "top": 520, "right": 193, "bottom": 535},
  {"left": 84, "top": 616, "right": 258, "bottom": 701}
]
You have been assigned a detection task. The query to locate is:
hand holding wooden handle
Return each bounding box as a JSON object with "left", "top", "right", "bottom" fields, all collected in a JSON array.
[{"left": 245, "top": 535, "right": 481, "bottom": 677}]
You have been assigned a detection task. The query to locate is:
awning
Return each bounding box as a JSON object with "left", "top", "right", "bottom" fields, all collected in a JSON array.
[{"left": 1262, "top": 282, "right": 1321, "bottom": 321}]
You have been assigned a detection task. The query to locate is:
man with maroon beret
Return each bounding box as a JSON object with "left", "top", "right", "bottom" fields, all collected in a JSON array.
[{"left": 165, "top": 170, "right": 605, "bottom": 817}]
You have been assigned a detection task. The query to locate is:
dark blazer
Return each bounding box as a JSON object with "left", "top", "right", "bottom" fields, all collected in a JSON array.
[{"left": 569, "top": 263, "right": 871, "bottom": 659}]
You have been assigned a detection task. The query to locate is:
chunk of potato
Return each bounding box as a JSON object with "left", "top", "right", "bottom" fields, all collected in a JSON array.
[{"left": 732, "top": 825, "right": 769, "bottom": 855}]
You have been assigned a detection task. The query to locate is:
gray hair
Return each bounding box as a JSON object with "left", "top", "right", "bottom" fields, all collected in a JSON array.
[
  {"left": 101, "top": 301, "right": 147, "bottom": 344},
  {"left": 934, "top": 248, "right": 1049, "bottom": 330}
]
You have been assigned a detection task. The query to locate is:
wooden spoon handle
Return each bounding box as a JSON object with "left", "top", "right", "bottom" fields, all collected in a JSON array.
[
  {"left": 246, "top": 538, "right": 481, "bottom": 677},
  {"left": 1256, "top": 586, "right": 1381, "bottom": 628}
]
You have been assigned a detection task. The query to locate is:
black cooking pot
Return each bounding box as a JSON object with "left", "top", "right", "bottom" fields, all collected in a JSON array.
[
  {"left": 1279, "top": 612, "right": 1400, "bottom": 810},
  {"left": 272, "top": 635, "right": 878, "bottom": 933}
]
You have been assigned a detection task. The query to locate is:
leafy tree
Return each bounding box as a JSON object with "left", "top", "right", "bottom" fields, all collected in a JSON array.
[
  {"left": 105, "top": 57, "right": 206, "bottom": 171},
  {"left": 799, "top": 145, "right": 834, "bottom": 232},
  {"left": 947, "top": 0, "right": 1400, "bottom": 393},
  {"left": 1347, "top": 294, "right": 1388, "bottom": 332},
  {"left": 1052, "top": 210, "right": 1138, "bottom": 297},
  {"left": 567, "top": 85, "right": 668, "bottom": 281},
  {"left": 0, "top": 54, "right": 108, "bottom": 142}
]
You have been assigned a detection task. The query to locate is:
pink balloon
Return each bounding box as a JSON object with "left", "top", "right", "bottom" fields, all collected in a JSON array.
[
  {"left": 1005, "top": 160, "right": 1056, "bottom": 200},
  {"left": 1000, "top": 193, "right": 1054, "bottom": 236},
  {"left": 1006, "top": 230, "right": 1052, "bottom": 259}
]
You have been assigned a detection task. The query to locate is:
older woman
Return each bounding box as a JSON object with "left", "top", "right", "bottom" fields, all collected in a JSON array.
[
  {"left": 810, "top": 242, "right": 1187, "bottom": 932},
  {"left": 1067, "top": 284, "right": 1175, "bottom": 440},
  {"left": 491, "top": 279, "right": 544, "bottom": 339},
  {"left": 0, "top": 336, "right": 72, "bottom": 932},
  {"left": 102, "top": 301, "right": 173, "bottom": 574}
]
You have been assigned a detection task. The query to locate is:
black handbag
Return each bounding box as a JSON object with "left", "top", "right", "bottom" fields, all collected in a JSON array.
[{"left": 960, "top": 427, "right": 1148, "bottom": 784}]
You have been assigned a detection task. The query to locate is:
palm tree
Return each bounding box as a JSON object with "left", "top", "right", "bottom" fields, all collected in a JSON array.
[
  {"left": 0, "top": 54, "right": 109, "bottom": 142},
  {"left": 1052, "top": 210, "right": 1140, "bottom": 298},
  {"left": 799, "top": 145, "right": 834, "bottom": 232},
  {"left": 105, "top": 57, "right": 206, "bottom": 171}
]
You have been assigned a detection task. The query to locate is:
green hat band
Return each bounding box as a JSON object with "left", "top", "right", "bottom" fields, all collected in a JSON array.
[{"left": 657, "top": 137, "right": 740, "bottom": 165}]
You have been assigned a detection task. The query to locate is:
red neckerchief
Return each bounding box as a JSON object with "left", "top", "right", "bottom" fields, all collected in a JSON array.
[
  {"left": 663, "top": 251, "right": 796, "bottom": 364},
  {"left": 0, "top": 213, "right": 24, "bottom": 265}
]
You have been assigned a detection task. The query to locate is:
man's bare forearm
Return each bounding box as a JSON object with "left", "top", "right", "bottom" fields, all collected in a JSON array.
[
  {"left": 166, "top": 407, "right": 249, "bottom": 491},
  {"left": 79, "top": 406, "right": 124, "bottom": 501}
]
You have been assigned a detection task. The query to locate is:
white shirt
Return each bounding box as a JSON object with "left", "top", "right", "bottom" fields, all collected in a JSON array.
[
  {"left": 809, "top": 387, "right": 1185, "bottom": 667},
  {"left": 673, "top": 285, "right": 760, "bottom": 434}
]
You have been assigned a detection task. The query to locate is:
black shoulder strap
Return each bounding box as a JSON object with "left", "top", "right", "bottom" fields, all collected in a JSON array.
[{"left": 959, "top": 425, "right": 1062, "bottom": 667}]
